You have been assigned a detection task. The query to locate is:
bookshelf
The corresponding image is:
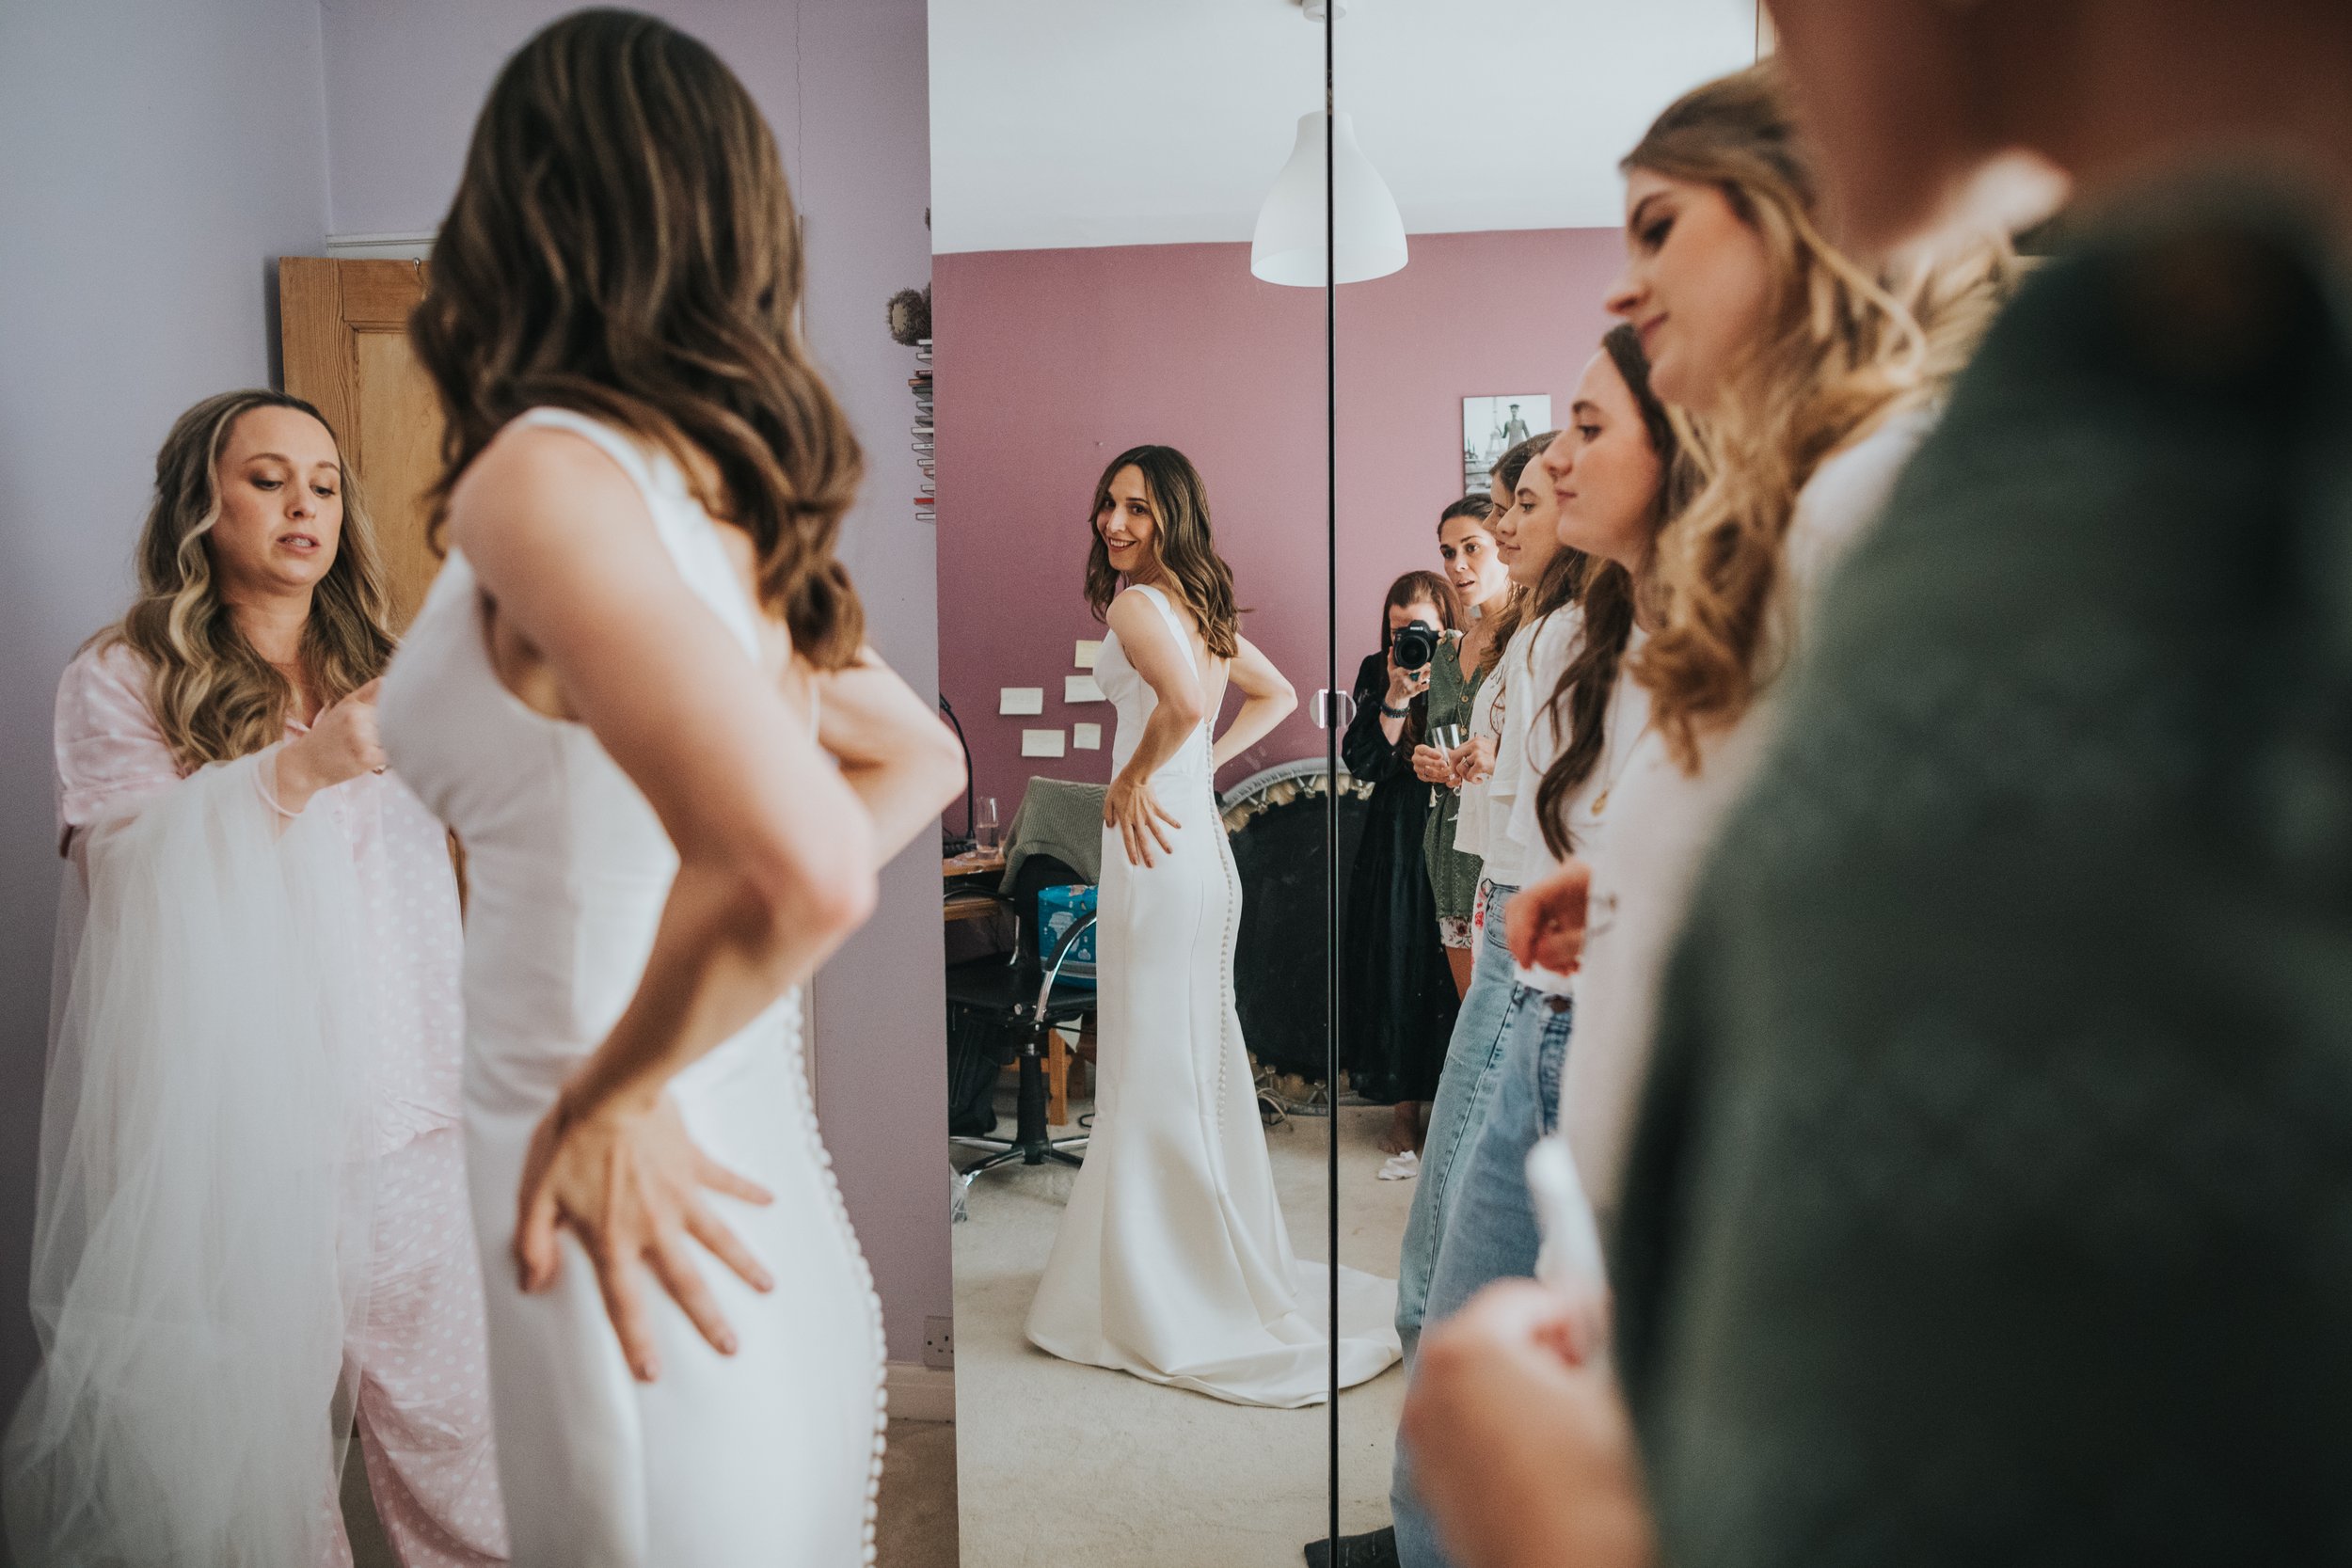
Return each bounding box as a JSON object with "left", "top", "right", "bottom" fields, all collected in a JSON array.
[{"left": 912, "top": 337, "right": 934, "bottom": 524}]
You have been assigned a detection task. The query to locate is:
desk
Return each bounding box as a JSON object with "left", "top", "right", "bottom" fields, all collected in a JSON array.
[
  {"left": 942, "top": 847, "right": 1006, "bottom": 879},
  {"left": 943, "top": 847, "right": 1005, "bottom": 925}
]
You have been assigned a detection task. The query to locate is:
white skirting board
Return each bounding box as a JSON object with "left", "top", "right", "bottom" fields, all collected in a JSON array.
[{"left": 887, "top": 1361, "right": 956, "bottom": 1423}]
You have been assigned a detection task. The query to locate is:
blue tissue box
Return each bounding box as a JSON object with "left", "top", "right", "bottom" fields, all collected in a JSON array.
[{"left": 1036, "top": 884, "right": 1098, "bottom": 989}]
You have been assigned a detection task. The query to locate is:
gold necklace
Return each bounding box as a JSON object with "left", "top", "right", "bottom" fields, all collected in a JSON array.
[{"left": 1587, "top": 702, "right": 1650, "bottom": 818}]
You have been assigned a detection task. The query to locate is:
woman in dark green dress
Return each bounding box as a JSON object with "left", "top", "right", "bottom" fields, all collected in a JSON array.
[{"left": 1419, "top": 497, "right": 1515, "bottom": 1000}]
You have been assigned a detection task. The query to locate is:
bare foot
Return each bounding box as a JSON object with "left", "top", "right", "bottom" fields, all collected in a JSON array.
[{"left": 1376, "top": 1102, "right": 1417, "bottom": 1156}]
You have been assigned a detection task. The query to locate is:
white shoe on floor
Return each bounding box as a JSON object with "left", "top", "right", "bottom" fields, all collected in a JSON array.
[{"left": 1376, "top": 1150, "right": 1420, "bottom": 1181}]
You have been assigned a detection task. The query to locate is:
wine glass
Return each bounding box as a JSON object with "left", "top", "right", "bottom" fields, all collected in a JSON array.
[{"left": 1428, "top": 723, "right": 1463, "bottom": 806}]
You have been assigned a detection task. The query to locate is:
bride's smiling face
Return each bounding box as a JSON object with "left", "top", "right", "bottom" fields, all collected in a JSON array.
[{"left": 1095, "top": 465, "right": 1158, "bottom": 578}]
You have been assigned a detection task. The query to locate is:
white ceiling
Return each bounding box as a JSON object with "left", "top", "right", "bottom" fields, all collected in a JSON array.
[{"left": 929, "top": 0, "right": 1761, "bottom": 254}]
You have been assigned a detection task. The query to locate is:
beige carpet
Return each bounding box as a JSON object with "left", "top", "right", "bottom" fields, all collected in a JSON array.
[
  {"left": 951, "top": 1084, "right": 1414, "bottom": 1568},
  {"left": 876, "top": 1418, "right": 961, "bottom": 1567}
]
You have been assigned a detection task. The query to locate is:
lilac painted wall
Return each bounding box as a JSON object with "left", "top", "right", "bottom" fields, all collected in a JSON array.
[
  {"left": 0, "top": 0, "right": 332, "bottom": 1510},
  {"left": 933, "top": 228, "right": 1625, "bottom": 816},
  {"left": 317, "top": 0, "right": 946, "bottom": 1365}
]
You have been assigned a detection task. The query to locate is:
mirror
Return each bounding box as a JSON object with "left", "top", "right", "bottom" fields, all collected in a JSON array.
[
  {"left": 0, "top": 5, "right": 1786, "bottom": 1568},
  {"left": 930, "top": 2, "right": 1404, "bottom": 1560},
  {"left": 1322, "top": 3, "right": 1766, "bottom": 1560}
]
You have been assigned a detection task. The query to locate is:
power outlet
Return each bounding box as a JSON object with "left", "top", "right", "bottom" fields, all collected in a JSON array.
[{"left": 922, "top": 1316, "right": 954, "bottom": 1370}]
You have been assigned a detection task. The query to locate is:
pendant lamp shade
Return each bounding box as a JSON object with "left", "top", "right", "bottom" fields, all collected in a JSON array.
[{"left": 1249, "top": 111, "right": 1407, "bottom": 287}]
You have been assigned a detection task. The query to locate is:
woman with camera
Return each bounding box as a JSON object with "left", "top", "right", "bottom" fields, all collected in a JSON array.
[{"left": 1342, "top": 570, "right": 1464, "bottom": 1174}]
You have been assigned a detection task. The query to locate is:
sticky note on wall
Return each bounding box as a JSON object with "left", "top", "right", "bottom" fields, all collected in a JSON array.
[
  {"left": 1065, "top": 674, "right": 1105, "bottom": 704},
  {"left": 999, "top": 687, "right": 1044, "bottom": 716},
  {"left": 1074, "top": 641, "right": 1102, "bottom": 670},
  {"left": 1073, "top": 723, "right": 1102, "bottom": 751},
  {"left": 1022, "top": 728, "right": 1066, "bottom": 758}
]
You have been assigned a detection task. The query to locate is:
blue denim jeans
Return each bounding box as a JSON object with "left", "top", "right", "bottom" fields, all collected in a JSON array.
[
  {"left": 1394, "top": 881, "right": 1518, "bottom": 1343},
  {"left": 1392, "top": 982, "right": 1577, "bottom": 1568}
]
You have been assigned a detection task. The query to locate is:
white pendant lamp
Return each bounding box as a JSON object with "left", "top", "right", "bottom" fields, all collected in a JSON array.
[{"left": 1249, "top": 108, "right": 1408, "bottom": 286}]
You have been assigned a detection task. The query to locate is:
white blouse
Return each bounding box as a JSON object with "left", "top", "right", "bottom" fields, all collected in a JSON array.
[
  {"left": 1503, "top": 623, "right": 1653, "bottom": 886},
  {"left": 1506, "top": 624, "right": 1652, "bottom": 996},
  {"left": 1476, "top": 607, "right": 1581, "bottom": 890},
  {"left": 1561, "top": 404, "right": 1937, "bottom": 1211},
  {"left": 1449, "top": 630, "right": 1513, "bottom": 883}
]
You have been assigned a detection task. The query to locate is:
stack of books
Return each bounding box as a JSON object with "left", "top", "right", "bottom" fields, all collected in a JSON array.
[{"left": 912, "top": 338, "right": 934, "bottom": 525}]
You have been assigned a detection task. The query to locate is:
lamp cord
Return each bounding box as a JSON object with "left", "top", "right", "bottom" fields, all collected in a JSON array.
[{"left": 939, "top": 693, "right": 977, "bottom": 848}]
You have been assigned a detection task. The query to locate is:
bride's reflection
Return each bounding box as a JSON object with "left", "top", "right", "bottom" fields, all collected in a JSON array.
[{"left": 1025, "top": 447, "right": 1399, "bottom": 1404}]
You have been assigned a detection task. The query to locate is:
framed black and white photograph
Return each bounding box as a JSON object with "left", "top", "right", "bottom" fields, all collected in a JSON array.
[{"left": 1463, "top": 394, "right": 1551, "bottom": 494}]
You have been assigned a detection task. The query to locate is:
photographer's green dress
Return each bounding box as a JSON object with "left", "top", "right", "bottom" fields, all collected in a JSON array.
[{"left": 1420, "top": 633, "right": 1485, "bottom": 948}]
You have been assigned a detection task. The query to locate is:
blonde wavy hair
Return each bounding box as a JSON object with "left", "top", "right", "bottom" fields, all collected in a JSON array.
[
  {"left": 1626, "top": 63, "right": 2013, "bottom": 769},
  {"left": 93, "top": 390, "right": 394, "bottom": 770}
]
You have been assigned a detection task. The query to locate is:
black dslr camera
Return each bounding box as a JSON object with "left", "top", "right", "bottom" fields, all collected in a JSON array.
[{"left": 1391, "top": 620, "right": 1441, "bottom": 673}]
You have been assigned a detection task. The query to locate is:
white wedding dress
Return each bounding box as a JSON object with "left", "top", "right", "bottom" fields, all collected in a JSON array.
[
  {"left": 1025, "top": 584, "right": 1401, "bottom": 1406},
  {"left": 378, "top": 408, "right": 886, "bottom": 1567}
]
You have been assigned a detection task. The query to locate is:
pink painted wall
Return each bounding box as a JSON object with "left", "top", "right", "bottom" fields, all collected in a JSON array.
[
  {"left": 934, "top": 227, "right": 1626, "bottom": 816},
  {"left": 0, "top": 0, "right": 333, "bottom": 1435}
]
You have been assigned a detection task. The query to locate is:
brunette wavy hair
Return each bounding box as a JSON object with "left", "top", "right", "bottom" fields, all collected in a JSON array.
[
  {"left": 1437, "top": 494, "right": 1492, "bottom": 537},
  {"left": 1082, "top": 445, "right": 1241, "bottom": 659},
  {"left": 409, "top": 8, "right": 866, "bottom": 669},
  {"left": 1623, "top": 61, "right": 2010, "bottom": 768},
  {"left": 1474, "top": 432, "right": 1579, "bottom": 681},
  {"left": 1382, "top": 569, "right": 1460, "bottom": 642},
  {"left": 1533, "top": 325, "right": 1700, "bottom": 857},
  {"left": 93, "top": 390, "right": 393, "bottom": 769},
  {"left": 1377, "top": 569, "right": 1459, "bottom": 747}
]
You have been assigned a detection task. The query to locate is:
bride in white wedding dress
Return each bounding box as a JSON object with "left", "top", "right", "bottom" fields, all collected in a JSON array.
[
  {"left": 377, "top": 16, "right": 963, "bottom": 1564},
  {"left": 1025, "top": 446, "right": 1404, "bottom": 1407}
]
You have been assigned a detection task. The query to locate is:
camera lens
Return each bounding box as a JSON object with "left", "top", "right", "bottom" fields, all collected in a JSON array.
[{"left": 1392, "top": 621, "right": 1438, "bottom": 672}]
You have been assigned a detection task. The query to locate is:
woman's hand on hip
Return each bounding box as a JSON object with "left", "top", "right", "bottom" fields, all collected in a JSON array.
[
  {"left": 1104, "top": 771, "right": 1180, "bottom": 868},
  {"left": 514, "top": 1086, "right": 776, "bottom": 1382},
  {"left": 1507, "top": 860, "right": 1592, "bottom": 975}
]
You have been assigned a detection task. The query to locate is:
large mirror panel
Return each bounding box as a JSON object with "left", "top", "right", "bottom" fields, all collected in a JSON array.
[
  {"left": 930, "top": 3, "right": 1394, "bottom": 1562},
  {"left": 1324, "top": 3, "right": 1763, "bottom": 1561}
]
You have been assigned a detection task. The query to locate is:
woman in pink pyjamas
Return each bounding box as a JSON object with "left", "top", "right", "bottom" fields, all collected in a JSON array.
[{"left": 2, "top": 390, "right": 507, "bottom": 1568}]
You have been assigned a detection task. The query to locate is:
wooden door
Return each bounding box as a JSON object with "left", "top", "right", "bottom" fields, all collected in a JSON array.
[{"left": 278, "top": 258, "right": 445, "bottom": 631}]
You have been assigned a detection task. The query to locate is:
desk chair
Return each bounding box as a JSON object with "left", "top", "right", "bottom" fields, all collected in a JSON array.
[
  {"left": 946, "top": 844, "right": 1093, "bottom": 1107},
  {"left": 949, "top": 912, "right": 1096, "bottom": 1186}
]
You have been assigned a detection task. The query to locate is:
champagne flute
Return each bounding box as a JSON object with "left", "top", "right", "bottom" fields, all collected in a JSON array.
[{"left": 1429, "top": 723, "right": 1463, "bottom": 808}]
